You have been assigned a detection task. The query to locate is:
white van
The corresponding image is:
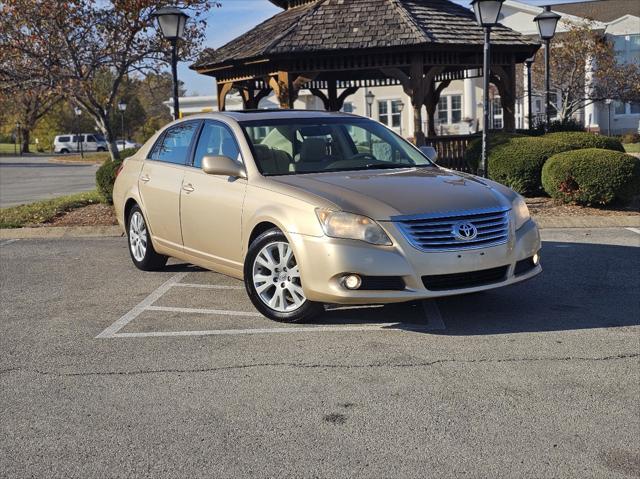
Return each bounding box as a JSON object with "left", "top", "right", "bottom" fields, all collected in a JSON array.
[{"left": 54, "top": 133, "right": 108, "bottom": 154}]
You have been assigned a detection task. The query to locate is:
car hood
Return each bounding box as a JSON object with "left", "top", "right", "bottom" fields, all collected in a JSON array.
[{"left": 269, "top": 167, "right": 513, "bottom": 220}]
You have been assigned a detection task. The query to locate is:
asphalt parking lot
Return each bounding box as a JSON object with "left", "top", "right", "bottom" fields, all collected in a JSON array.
[{"left": 1, "top": 228, "right": 639, "bottom": 478}]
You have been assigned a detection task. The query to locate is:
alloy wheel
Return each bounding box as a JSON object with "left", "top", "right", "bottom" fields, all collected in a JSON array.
[
  {"left": 129, "top": 211, "right": 148, "bottom": 262},
  {"left": 252, "top": 241, "right": 306, "bottom": 312}
]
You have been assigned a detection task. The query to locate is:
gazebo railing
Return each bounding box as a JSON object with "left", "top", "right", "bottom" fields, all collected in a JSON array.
[{"left": 425, "top": 134, "right": 480, "bottom": 173}]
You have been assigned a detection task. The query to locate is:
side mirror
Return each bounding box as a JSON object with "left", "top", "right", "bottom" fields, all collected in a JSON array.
[
  {"left": 419, "top": 146, "right": 438, "bottom": 163},
  {"left": 202, "top": 155, "right": 247, "bottom": 179}
]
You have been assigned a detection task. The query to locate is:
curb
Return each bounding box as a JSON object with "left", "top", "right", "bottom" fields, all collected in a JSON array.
[
  {"left": 0, "top": 225, "right": 123, "bottom": 239},
  {"left": 534, "top": 215, "right": 640, "bottom": 228},
  {"left": 1, "top": 216, "right": 639, "bottom": 239}
]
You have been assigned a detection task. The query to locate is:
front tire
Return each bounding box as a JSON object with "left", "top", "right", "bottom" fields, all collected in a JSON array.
[
  {"left": 127, "top": 205, "right": 167, "bottom": 271},
  {"left": 244, "top": 229, "right": 323, "bottom": 322}
]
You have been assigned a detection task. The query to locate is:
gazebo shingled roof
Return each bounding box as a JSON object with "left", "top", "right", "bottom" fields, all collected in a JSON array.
[{"left": 191, "top": 0, "right": 540, "bottom": 142}]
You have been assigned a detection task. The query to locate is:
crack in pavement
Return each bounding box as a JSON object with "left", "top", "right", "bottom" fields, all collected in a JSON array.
[{"left": 1, "top": 353, "right": 638, "bottom": 378}]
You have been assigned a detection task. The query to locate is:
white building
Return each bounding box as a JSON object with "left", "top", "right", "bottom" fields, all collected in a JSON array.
[{"left": 175, "top": 0, "right": 639, "bottom": 137}]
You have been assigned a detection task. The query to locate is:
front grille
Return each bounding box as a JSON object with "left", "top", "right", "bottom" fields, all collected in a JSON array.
[
  {"left": 394, "top": 207, "right": 510, "bottom": 252},
  {"left": 422, "top": 266, "right": 509, "bottom": 291},
  {"left": 359, "top": 276, "right": 406, "bottom": 291}
]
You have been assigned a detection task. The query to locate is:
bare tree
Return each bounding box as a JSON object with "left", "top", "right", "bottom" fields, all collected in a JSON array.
[
  {"left": 1, "top": 0, "right": 217, "bottom": 160},
  {"left": 531, "top": 21, "right": 640, "bottom": 123}
]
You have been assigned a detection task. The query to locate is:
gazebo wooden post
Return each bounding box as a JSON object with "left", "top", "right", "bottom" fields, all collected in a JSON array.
[
  {"left": 492, "top": 64, "right": 517, "bottom": 132},
  {"left": 217, "top": 81, "right": 234, "bottom": 112}
]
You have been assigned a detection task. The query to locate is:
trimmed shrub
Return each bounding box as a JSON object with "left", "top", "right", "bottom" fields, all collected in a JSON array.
[
  {"left": 487, "top": 137, "right": 570, "bottom": 195},
  {"left": 621, "top": 132, "right": 640, "bottom": 144},
  {"left": 95, "top": 148, "right": 139, "bottom": 203},
  {"left": 463, "top": 132, "right": 526, "bottom": 172},
  {"left": 542, "top": 148, "right": 640, "bottom": 206},
  {"left": 544, "top": 131, "right": 624, "bottom": 152},
  {"left": 96, "top": 160, "right": 122, "bottom": 204}
]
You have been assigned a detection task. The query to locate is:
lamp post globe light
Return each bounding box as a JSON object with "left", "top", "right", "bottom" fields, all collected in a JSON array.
[
  {"left": 118, "top": 101, "right": 127, "bottom": 150},
  {"left": 534, "top": 6, "right": 561, "bottom": 127},
  {"left": 471, "top": 0, "right": 504, "bottom": 178},
  {"left": 152, "top": 7, "right": 189, "bottom": 121},
  {"left": 365, "top": 90, "right": 375, "bottom": 118}
]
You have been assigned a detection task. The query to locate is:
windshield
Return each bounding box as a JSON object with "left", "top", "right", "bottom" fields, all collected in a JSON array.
[{"left": 240, "top": 117, "right": 433, "bottom": 176}]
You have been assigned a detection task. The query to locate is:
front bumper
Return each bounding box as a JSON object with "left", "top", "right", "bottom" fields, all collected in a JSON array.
[{"left": 290, "top": 218, "right": 541, "bottom": 304}]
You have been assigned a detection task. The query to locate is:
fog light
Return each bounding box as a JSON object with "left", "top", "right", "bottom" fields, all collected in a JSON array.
[
  {"left": 533, "top": 253, "right": 540, "bottom": 265},
  {"left": 343, "top": 274, "right": 362, "bottom": 290}
]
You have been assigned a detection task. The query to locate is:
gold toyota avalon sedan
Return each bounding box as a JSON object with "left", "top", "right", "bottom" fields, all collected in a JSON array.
[{"left": 113, "top": 110, "right": 541, "bottom": 322}]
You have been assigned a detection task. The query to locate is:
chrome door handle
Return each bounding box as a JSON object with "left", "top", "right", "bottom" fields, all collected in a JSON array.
[
  {"left": 182, "top": 183, "right": 195, "bottom": 193},
  {"left": 140, "top": 174, "right": 150, "bottom": 182}
]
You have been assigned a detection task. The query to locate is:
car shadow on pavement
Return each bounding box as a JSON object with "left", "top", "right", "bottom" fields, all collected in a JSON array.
[{"left": 425, "top": 241, "right": 639, "bottom": 336}]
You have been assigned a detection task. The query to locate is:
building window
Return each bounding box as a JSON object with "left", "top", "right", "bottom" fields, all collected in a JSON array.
[
  {"left": 377, "top": 99, "right": 403, "bottom": 130},
  {"left": 436, "top": 95, "right": 462, "bottom": 125},
  {"left": 491, "top": 97, "right": 503, "bottom": 129},
  {"left": 614, "top": 101, "right": 640, "bottom": 116},
  {"left": 342, "top": 102, "right": 354, "bottom": 114},
  {"left": 613, "top": 34, "right": 640, "bottom": 64}
]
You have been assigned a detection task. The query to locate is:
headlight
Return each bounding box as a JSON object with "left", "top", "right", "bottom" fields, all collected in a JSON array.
[
  {"left": 315, "top": 209, "right": 392, "bottom": 246},
  {"left": 512, "top": 196, "right": 530, "bottom": 230}
]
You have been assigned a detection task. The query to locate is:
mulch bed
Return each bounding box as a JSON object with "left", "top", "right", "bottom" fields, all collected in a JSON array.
[{"left": 45, "top": 203, "right": 118, "bottom": 227}]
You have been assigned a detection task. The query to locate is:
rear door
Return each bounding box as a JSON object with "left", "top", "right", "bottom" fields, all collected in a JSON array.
[
  {"left": 138, "top": 121, "right": 200, "bottom": 252},
  {"left": 180, "top": 120, "right": 247, "bottom": 270}
]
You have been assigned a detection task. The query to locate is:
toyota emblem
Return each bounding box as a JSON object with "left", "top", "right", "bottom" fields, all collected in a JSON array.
[{"left": 452, "top": 221, "right": 478, "bottom": 241}]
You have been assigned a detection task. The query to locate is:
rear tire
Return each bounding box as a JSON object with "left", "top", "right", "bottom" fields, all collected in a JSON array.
[
  {"left": 97, "top": 147, "right": 106, "bottom": 152},
  {"left": 244, "top": 228, "right": 323, "bottom": 322},
  {"left": 126, "top": 205, "right": 167, "bottom": 271}
]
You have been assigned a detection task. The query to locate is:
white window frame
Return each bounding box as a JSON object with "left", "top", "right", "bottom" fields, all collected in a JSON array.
[
  {"left": 435, "top": 94, "right": 463, "bottom": 125},
  {"left": 377, "top": 99, "right": 403, "bottom": 131}
]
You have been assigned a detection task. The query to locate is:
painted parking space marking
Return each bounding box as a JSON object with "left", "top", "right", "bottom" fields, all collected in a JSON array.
[
  {"left": 96, "top": 271, "right": 446, "bottom": 339},
  {"left": 625, "top": 227, "right": 640, "bottom": 235}
]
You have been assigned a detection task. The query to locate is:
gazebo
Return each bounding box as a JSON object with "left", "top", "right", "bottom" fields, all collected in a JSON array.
[{"left": 191, "top": 0, "right": 539, "bottom": 145}]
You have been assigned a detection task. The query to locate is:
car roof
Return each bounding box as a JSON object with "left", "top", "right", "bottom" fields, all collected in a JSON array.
[{"left": 181, "top": 109, "right": 358, "bottom": 122}]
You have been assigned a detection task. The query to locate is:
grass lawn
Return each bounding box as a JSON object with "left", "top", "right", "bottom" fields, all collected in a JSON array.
[
  {"left": 55, "top": 151, "right": 111, "bottom": 163},
  {"left": 0, "top": 143, "right": 40, "bottom": 154},
  {"left": 0, "top": 190, "right": 105, "bottom": 228},
  {"left": 623, "top": 143, "right": 640, "bottom": 153}
]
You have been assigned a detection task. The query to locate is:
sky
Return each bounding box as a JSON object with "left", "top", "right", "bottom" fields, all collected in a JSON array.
[{"left": 178, "top": 0, "right": 585, "bottom": 96}]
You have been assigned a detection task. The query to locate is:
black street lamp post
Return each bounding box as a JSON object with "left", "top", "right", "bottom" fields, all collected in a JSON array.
[
  {"left": 74, "top": 107, "right": 84, "bottom": 159},
  {"left": 534, "top": 6, "right": 561, "bottom": 128},
  {"left": 471, "top": 0, "right": 504, "bottom": 178},
  {"left": 118, "top": 101, "right": 127, "bottom": 150},
  {"left": 152, "top": 7, "right": 189, "bottom": 121},
  {"left": 605, "top": 99, "right": 612, "bottom": 136},
  {"left": 524, "top": 55, "right": 535, "bottom": 130}
]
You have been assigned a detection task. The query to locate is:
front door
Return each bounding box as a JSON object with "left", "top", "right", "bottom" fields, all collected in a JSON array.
[
  {"left": 181, "top": 120, "right": 247, "bottom": 273},
  {"left": 138, "top": 121, "right": 200, "bottom": 251}
]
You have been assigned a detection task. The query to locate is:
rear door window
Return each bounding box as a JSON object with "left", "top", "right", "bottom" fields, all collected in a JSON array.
[
  {"left": 85, "top": 135, "right": 96, "bottom": 142},
  {"left": 151, "top": 122, "right": 200, "bottom": 165}
]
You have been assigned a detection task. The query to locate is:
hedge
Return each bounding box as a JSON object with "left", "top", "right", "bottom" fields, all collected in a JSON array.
[
  {"left": 544, "top": 132, "right": 625, "bottom": 152},
  {"left": 463, "top": 132, "right": 526, "bottom": 172},
  {"left": 487, "top": 137, "right": 570, "bottom": 195},
  {"left": 95, "top": 148, "right": 139, "bottom": 203},
  {"left": 542, "top": 148, "right": 640, "bottom": 206}
]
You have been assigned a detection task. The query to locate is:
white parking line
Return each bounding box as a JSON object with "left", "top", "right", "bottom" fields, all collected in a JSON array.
[
  {"left": 96, "top": 273, "right": 188, "bottom": 338},
  {"left": 146, "top": 305, "right": 262, "bottom": 317},
  {"left": 0, "top": 239, "right": 19, "bottom": 247},
  {"left": 97, "top": 271, "right": 446, "bottom": 339},
  {"left": 172, "top": 283, "right": 245, "bottom": 290},
  {"left": 625, "top": 227, "right": 640, "bottom": 235}
]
